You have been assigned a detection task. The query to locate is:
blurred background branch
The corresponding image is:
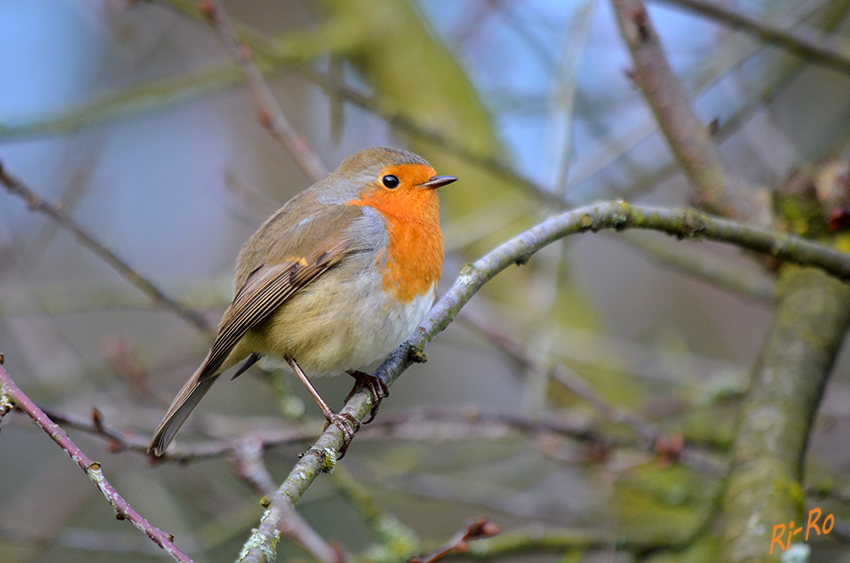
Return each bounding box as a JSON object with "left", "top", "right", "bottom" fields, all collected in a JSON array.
[
  {"left": 655, "top": 0, "right": 850, "bottom": 75},
  {"left": 204, "top": 0, "right": 328, "bottom": 182},
  {"left": 612, "top": 0, "right": 768, "bottom": 221},
  {"left": 0, "top": 162, "right": 214, "bottom": 335}
]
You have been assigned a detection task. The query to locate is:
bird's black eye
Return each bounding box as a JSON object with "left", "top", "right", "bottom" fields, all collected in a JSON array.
[{"left": 382, "top": 174, "right": 400, "bottom": 189}]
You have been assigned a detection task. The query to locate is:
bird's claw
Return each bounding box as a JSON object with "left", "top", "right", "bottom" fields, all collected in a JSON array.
[
  {"left": 323, "top": 411, "right": 360, "bottom": 458},
  {"left": 345, "top": 370, "right": 389, "bottom": 424}
]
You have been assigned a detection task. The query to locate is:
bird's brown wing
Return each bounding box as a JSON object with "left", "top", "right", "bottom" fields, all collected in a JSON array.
[
  {"left": 198, "top": 238, "right": 348, "bottom": 380},
  {"left": 198, "top": 201, "right": 369, "bottom": 379}
]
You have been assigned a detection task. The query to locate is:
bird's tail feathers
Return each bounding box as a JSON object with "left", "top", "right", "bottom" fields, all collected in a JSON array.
[{"left": 148, "top": 364, "right": 218, "bottom": 456}]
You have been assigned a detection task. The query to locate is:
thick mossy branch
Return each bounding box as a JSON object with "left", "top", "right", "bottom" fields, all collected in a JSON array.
[
  {"left": 720, "top": 267, "right": 850, "bottom": 562},
  {"left": 718, "top": 159, "right": 850, "bottom": 563}
]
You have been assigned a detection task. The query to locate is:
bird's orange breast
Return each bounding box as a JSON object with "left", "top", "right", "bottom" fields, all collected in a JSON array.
[{"left": 346, "top": 163, "right": 444, "bottom": 302}]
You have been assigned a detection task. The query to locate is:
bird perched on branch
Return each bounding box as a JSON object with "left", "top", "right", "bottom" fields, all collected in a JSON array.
[{"left": 149, "top": 147, "right": 456, "bottom": 456}]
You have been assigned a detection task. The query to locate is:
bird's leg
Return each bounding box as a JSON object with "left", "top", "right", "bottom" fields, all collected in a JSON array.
[
  {"left": 345, "top": 370, "right": 389, "bottom": 424},
  {"left": 286, "top": 357, "right": 359, "bottom": 457}
]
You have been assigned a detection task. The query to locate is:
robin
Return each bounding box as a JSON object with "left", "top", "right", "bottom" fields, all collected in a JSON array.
[{"left": 148, "top": 147, "right": 456, "bottom": 456}]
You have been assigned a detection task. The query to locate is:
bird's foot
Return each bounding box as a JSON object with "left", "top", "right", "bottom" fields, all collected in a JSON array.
[
  {"left": 345, "top": 370, "right": 389, "bottom": 424},
  {"left": 323, "top": 411, "right": 361, "bottom": 458}
]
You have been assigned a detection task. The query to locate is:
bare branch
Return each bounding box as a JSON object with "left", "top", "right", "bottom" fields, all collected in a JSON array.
[
  {"left": 229, "top": 436, "right": 278, "bottom": 496},
  {"left": 42, "top": 404, "right": 609, "bottom": 466},
  {"left": 0, "top": 363, "right": 195, "bottom": 563}
]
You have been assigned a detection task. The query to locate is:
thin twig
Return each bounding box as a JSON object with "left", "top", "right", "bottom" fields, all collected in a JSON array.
[
  {"left": 204, "top": 0, "right": 327, "bottom": 182},
  {"left": 0, "top": 161, "right": 214, "bottom": 336},
  {"left": 0, "top": 363, "right": 195, "bottom": 563},
  {"left": 236, "top": 199, "right": 850, "bottom": 562},
  {"left": 28, "top": 140, "right": 103, "bottom": 266},
  {"left": 229, "top": 436, "right": 278, "bottom": 496},
  {"left": 654, "top": 0, "right": 850, "bottom": 76},
  {"left": 40, "top": 406, "right": 317, "bottom": 463},
  {"left": 409, "top": 517, "right": 502, "bottom": 563}
]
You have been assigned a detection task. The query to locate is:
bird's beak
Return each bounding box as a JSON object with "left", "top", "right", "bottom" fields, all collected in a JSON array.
[{"left": 419, "top": 175, "right": 458, "bottom": 189}]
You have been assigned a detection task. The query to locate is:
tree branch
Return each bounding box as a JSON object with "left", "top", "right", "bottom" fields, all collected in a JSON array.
[
  {"left": 721, "top": 266, "right": 850, "bottom": 561},
  {"left": 236, "top": 199, "right": 850, "bottom": 561},
  {"left": 409, "top": 517, "right": 502, "bottom": 563},
  {"left": 0, "top": 362, "right": 195, "bottom": 563},
  {"left": 42, "top": 402, "right": 617, "bottom": 469}
]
